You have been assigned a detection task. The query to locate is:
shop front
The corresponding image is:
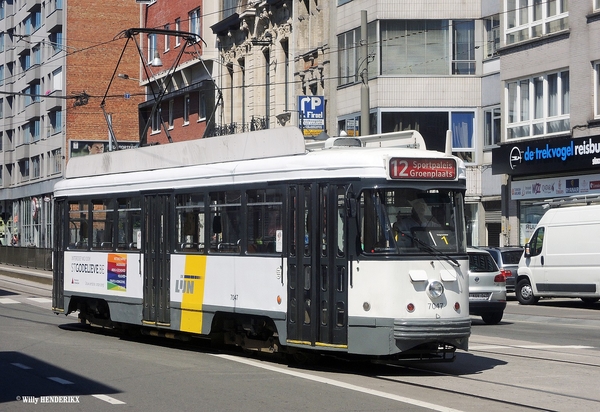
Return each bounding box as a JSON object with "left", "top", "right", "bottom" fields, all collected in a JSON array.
[{"left": 492, "top": 134, "right": 600, "bottom": 244}]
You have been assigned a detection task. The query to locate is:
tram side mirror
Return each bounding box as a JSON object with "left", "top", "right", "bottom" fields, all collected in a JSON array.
[
  {"left": 212, "top": 216, "right": 222, "bottom": 234},
  {"left": 346, "top": 197, "right": 357, "bottom": 218},
  {"left": 524, "top": 243, "right": 531, "bottom": 258}
]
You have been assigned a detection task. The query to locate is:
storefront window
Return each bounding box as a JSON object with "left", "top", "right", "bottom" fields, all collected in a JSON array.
[{"left": 518, "top": 201, "right": 546, "bottom": 245}]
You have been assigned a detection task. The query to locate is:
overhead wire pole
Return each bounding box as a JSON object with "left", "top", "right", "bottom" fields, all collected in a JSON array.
[
  {"left": 102, "top": 28, "right": 206, "bottom": 146},
  {"left": 360, "top": 10, "right": 370, "bottom": 137}
]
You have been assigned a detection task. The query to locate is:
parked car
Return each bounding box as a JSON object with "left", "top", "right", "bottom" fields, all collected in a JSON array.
[
  {"left": 467, "top": 248, "right": 507, "bottom": 325},
  {"left": 480, "top": 246, "right": 524, "bottom": 293}
]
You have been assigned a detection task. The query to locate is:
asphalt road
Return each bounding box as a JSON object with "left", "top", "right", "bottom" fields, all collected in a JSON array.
[{"left": 2, "top": 274, "right": 600, "bottom": 412}]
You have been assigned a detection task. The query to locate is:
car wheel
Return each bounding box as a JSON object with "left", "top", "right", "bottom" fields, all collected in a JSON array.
[
  {"left": 516, "top": 278, "right": 538, "bottom": 305},
  {"left": 581, "top": 297, "right": 600, "bottom": 305},
  {"left": 481, "top": 312, "right": 503, "bottom": 325}
]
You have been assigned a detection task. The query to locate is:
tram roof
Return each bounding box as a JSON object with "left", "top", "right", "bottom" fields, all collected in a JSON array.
[
  {"left": 57, "top": 128, "right": 464, "bottom": 196},
  {"left": 65, "top": 127, "right": 431, "bottom": 180}
]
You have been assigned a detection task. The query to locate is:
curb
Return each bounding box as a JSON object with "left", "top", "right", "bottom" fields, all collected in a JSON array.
[{"left": 0, "top": 266, "right": 52, "bottom": 285}]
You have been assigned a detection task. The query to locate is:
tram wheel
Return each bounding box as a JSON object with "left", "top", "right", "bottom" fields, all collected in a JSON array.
[{"left": 516, "top": 278, "right": 539, "bottom": 305}]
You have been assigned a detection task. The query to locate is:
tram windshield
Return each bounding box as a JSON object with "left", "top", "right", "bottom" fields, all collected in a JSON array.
[{"left": 359, "top": 188, "right": 466, "bottom": 256}]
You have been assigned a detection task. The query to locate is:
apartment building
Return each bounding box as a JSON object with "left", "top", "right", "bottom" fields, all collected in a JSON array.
[
  {"left": 0, "top": 0, "right": 141, "bottom": 247},
  {"left": 138, "top": 0, "right": 222, "bottom": 145},
  {"left": 332, "top": 0, "right": 503, "bottom": 246},
  {"left": 492, "top": 0, "right": 600, "bottom": 245}
]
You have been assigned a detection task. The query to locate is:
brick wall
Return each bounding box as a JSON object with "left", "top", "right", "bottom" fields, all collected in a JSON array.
[{"left": 65, "top": 0, "right": 143, "bottom": 159}]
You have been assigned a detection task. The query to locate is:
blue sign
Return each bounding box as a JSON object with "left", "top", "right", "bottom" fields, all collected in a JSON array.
[{"left": 298, "top": 95, "right": 325, "bottom": 137}]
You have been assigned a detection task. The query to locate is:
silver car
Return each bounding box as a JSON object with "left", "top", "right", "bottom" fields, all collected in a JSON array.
[
  {"left": 480, "top": 246, "right": 524, "bottom": 293},
  {"left": 467, "top": 248, "right": 507, "bottom": 325}
]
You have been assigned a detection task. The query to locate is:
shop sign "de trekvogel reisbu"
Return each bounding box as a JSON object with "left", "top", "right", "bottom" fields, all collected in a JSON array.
[{"left": 492, "top": 135, "right": 600, "bottom": 176}]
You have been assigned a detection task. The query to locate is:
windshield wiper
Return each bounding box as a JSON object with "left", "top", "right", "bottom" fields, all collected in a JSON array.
[{"left": 402, "top": 233, "right": 460, "bottom": 267}]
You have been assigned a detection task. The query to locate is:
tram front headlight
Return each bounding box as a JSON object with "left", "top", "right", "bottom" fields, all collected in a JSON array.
[{"left": 426, "top": 280, "right": 445, "bottom": 299}]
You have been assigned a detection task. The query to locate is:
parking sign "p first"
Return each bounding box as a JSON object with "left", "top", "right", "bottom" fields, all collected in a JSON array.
[{"left": 298, "top": 96, "right": 324, "bottom": 137}]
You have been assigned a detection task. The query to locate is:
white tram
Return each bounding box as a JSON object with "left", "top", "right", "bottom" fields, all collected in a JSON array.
[{"left": 52, "top": 127, "right": 470, "bottom": 360}]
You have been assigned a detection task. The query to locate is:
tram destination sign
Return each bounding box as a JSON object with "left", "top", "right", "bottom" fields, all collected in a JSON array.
[{"left": 388, "top": 158, "right": 457, "bottom": 180}]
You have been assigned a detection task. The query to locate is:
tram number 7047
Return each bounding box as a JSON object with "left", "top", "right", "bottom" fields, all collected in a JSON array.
[{"left": 428, "top": 302, "right": 445, "bottom": 310}]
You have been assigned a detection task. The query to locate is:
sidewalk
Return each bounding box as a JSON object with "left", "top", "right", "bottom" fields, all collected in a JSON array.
[{"left": 0, "top": 264, "right": 52, "bottom": 285}]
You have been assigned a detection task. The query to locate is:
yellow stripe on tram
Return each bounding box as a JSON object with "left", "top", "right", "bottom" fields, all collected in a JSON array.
[{"left": 179, "top": 255, "right": 207, "bottom": 334}]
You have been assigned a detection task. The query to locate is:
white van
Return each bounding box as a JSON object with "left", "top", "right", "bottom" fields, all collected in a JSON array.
[{"left": 517, "top": 203, "right": 600, "bottom": 305}]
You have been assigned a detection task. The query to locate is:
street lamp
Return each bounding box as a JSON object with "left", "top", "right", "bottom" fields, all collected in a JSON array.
[{"left": 117, "top": 73, "right": 140, "bottom": 81}]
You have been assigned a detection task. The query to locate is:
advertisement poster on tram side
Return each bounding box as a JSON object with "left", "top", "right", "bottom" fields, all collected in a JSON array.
[{"left": 64, "top": 252, "right": 142, "bottom": 298}]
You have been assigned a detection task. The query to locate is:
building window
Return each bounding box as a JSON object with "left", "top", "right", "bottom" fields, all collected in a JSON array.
[
  {"left": 506, "top": 70, "right": 570, "bottom": 139},
  {"left": 148, "top": 33, "right": 158, "bottom": 64},
  {"left": 164, "top": 24, "right": 170, "bottom": 52},
  {"left": 0, "top": 64, "right": 3, "bottom": 86},
  {"left": 19, "top": 159, "right": 30, "bottom": 179},
  {"left": 51, "top": 148, "right": 62, "bottom": 174},
  {"left": 49, "top": 31, "right": 63, "bottom": 54},
  {"left": 596, "top": 0, "right": 600, "bottom": 11},
  {"left": 49, "top": 110, "right": 62, "bottom": 135},
  {"left": 189, "top": 8, "right": 200, "bottom": 37},
  {"left": 223, "top": 0, "right": 236, "bottom": 20},
  {"left": 0, "top": 32, "right": 4, "bottom": 53},
  {"left": 452, "top": 21, "right": 475, "bottom": 75},
  {"left": 24, "top": 11, "right": 41, "bottom": 35},
  {"left": 505, "top": 0, "right": 568, "bottom": 45},
  {"left": 377, "top": 19, "right": 475, "bottom": 76},
  {"left": 175, "top": 18, "right": 181, "bottom": 47},
  {"left": 24, "top": 83, "right": 40, "bottom": 106},
  {"left": 183, "top": 94, "right": 190, "bottom": 124},
  {"left": 198, "top": 94, "right": 206, "bottom": 121},
  {"left": 484, "top": 107, "right": 501, "bottom": 147},
  {"left": 451, "top": 112, "right": 475, "bottom": 162},
  {"left": 484, "top": 14, "right": 500, "bottom": 59},
  {"left": 0, "top": 98, "right": 3, "bottom": 119},
  {"left": 20, "top": 52, "right": 31, "bottom": 72},
  {"left": 52, "top": 67, "right": 63, "bottom": 91},
  {"left": 168, "top": 99, "right": 174, "bottom": 128},
  {"left": 32, "top": 44, "right": 41, "bottom": 65},
  {"left": 32, "top": 155, "right": 40, "bottom": 178},
  {"left": 595, "top": 62, "right": 600, "bottom": 118},
  {"left": 151, "top": 107, "right": 161, "bottom": 133},
  {"left": 26, "top": 118, "right": 41, "bottom": 143},
  {"left": 338, "top": 28, "right": 359, "bottom": 86}
]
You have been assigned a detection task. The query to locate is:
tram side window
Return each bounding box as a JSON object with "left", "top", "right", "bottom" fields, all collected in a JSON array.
[
  {"left": 210, "top": 191, "right": 241, "bottom": 253},
  {"left": 336, "top": 187, "right": 346, "bottom": 257},
  {"left": 117, "top": 197, "right": 141, "bottom": 250},
  {"left": 68, "top": 201, "right": 89, "bottom": 249},
  {"left": 176, "top": 193, "right": 205, "bottom": 252},
  {"left": 247, "top": 189, "right": 282, "bottom": 254},
  {"left": 92, "top": 199, "right": 115, "bottom": 250}
]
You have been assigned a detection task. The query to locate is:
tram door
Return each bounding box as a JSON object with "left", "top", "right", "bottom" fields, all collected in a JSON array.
[
  {"left": 52, "top": 198, "right": 66, "bottom": 311},
  {"left": 142, "top": 194, "right": 172, "bottom": 326},
  {"left": 286, "top": 184, "right": 348, "bottom": 348}
]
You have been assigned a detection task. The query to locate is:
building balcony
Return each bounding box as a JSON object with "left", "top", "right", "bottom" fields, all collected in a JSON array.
[
  {"left": 27, "top": 0, "right": 42, "bottom": 11},
  {"left": 15, "top": 144, "right": 29, "bottom": 161},
  {"left": 25, "top": 101, "right": 41, "bottom": 120},
  {"left": 45, "top": 95, "right": 63, "bottom": 110},
  {"left": 25, "top": 65, "right": 42, "bottom": 84},
  {"left": 4, "top": 149, "right": 14, "bottom": 165},
  {"left": 46, "top": 9, "right": 63, "bottom": 31}
]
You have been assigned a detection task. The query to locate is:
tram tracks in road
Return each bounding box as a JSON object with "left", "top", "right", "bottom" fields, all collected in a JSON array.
[
  {"left": 0, "top": 275, "right": 52, "bottom": 300},
  {"left": 364, "top": 344, "right": 600, "bottom": 412}
]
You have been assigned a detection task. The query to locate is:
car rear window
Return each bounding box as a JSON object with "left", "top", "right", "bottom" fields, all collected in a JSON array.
[
  {"left": 501, "top": 250, "right": 523, "bottom": 264},
  {"left": 469, "top": 253, "right": 498, "bottom": 272}
]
